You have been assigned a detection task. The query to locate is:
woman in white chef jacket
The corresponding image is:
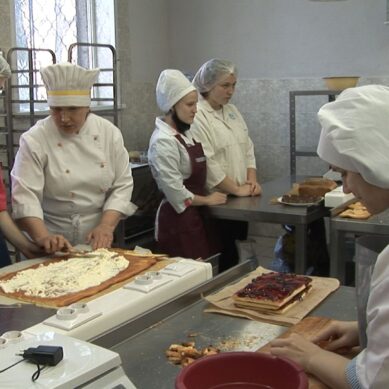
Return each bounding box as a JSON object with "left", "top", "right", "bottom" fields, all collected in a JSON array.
[
  {"left": 270, "top": 85, "right": 389, "bottom": 389},
  {"left": 148, "top": 69, "right": 226, "bottom": 259},
  {"left": 191, "top": 59, "right": 261, "bottom": 271},
  {"left": 11, "top": 63, "right": 136, "bottom": 254}
]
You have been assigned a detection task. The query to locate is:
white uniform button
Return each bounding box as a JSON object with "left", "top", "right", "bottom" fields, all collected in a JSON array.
[
  {"left": 94, "top": 136, "right": 98, "bottom": 141},
  {"left": 57, "top": 142, "right": 62, "bottom": 147},
  {"left": 70, "top": 192, "right": 75, "bottom": 198},
  {"left": 100, "top": 162, "right": 105, "bottom": 168},
  {"left": 65, "top": 169, "right": 70, "bottom": 174}
]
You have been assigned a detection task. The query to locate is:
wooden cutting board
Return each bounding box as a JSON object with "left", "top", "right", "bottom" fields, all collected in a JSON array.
[
  {"left": 0, "top": 255, "right": 173, "bottom": 308},
  {"left": 258, "top": 316, "right": 333, "bottom": 389}
]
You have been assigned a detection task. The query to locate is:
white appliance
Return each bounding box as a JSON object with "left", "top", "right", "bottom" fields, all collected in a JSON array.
[
  {"left": 0, "top": 331, "right": 136, "bottom": 389},
  {"left": 324, "top": 185, "right": 355, "bottom": 208},
  {"left": 24, "top": 258, "right": 212, "bottom": 341}
]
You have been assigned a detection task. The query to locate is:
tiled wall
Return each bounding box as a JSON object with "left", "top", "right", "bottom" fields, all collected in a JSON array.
[
  {"left": 119, "top": 81, "right": 158, "bottom": 152},
  {"left": 121, "top": 76, "right": 389, "bottom": 184}
]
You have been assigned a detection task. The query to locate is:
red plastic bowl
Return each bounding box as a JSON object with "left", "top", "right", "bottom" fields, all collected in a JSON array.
[{"left": 175, "top": 351, "right": 308, "bottom": 389}]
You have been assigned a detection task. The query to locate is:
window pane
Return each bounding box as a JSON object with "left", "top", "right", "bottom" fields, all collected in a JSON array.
[{"left": 13, "top": 0, "right": 116, "bottom": 108}]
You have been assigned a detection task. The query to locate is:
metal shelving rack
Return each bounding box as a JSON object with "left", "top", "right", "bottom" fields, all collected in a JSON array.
[
  {"left": 0, "top": 70, "right": 10, "bottom": 197},
  {"left": 289, "top": 90, "right": 342, "bottom": 175},
  {"left": 6, "top": 47, "right": 56, "bottom": 166},
  {"left": 68, "top": 42, "right": 119, "bottom": 126}
]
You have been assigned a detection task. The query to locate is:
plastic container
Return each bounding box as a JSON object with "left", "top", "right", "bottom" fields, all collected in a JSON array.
[
  {"left": 323, "top": 76, "right": 359, "bottom": 91},
  {"left": 175, "top": 351, "right": 308, "bottom": 389}
]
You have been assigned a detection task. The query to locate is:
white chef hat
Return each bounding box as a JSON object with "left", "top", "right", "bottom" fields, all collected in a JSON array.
[
  {"left": 317, "top": 84, "right": 389, "bottom": 189},
  {"left": 40, "top": 62, "right": 100, "bottom": 107},
  {"left": 0, "top": 55, "right": 11, "bottom": 79},
  {"left": 156, "top": 69, "right": 196, "bottom": 113},
  {"left": 192, "top": 59, "right": 237, "bottom": 93}
]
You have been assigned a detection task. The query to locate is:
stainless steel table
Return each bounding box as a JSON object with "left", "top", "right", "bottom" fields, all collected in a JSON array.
[
  {"left": 330, "top": 209, "right": 389, "bottom": 284},
  {"left": 100, "top": 261, "right": 356, "bottom": 389},
  {"left": 209, "top": 175, "right": 329, "bottom": 274}
]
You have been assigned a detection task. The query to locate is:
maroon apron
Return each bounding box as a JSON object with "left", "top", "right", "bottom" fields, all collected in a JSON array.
[{"left": 156, "top": 135, "right": 220, "bottom": 259}]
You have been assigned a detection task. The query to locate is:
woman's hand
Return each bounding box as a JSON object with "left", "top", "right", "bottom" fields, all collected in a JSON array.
[
  {"left": 312, "top": 320, "right": 359, "bottom": 353},
  {"left": 86, "top": 223, "right": 115, "bottom": 250},
  {"left": 36, "top": 234, "right": 72, "bottom": 254},
  {"left": 270, "top": 333, "right": 351, "bottom": 389},
  {"left": 270, "top": 333, "right": 323, "bottom": 371},
  {"left": 206, "top": 192, "right": 227, "bottom": 205},
  {"left": 21, "top": 241, "right": 46, "bottom": 259},
  {"left": 246, "top": 180, "right": 262, "bottom": 196},
  {"left": 246, "top": 168, "right": 261, "bottom": 196},
  {"left": 235, "top": 183, "right": 253, "bottom": 197}
]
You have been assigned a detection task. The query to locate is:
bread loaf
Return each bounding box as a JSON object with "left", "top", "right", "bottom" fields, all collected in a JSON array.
[{"left": 298, "top": 178, "right": 337, "bottom": 197}]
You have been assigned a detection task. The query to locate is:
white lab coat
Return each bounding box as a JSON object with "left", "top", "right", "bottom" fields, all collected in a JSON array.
[
  {"left": 148, "top": 117, "right": 195, "bottom": 214},
  {"left": 11, "top": 113, "right": 137, "bottom": 244},
  {"left": 190, "top": 96, "right": 257, "bottom": 191},
  {"left": 350, "top": 244, "right": 389, "bottom": 388}
]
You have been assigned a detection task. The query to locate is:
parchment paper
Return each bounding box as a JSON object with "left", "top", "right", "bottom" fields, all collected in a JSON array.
[{"left": 204, "top": 267, "right": 340, "bottom": 327}]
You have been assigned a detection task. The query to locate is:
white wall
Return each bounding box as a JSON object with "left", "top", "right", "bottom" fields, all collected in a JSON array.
[
  {"left": 167, "top": 0, "right": 389, "bottom": 78},
  {"left": 126, "top": 0, "right": 170, "bottom": 82}
]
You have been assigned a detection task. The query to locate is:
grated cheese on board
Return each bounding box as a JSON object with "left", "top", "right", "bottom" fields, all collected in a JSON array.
[{"left": 0, "top": 249, "right": 129, "bottom": 298}]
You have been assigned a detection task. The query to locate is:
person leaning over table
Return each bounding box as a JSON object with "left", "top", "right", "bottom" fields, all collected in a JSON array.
[
  {"left": 148, "top": 69, "right": 227, "bottom": 259},
  {"left": 270, "top": 85, "right": 389, "bottom": 389},
  {"left": 191, "top": 58, "right": 261, "bottom": 271},
  {"left": 11, "top": 62, "right": 137, "bottom": 254},
  {"left": 0, "top": 55, "right": 43, "bottom": 267}
]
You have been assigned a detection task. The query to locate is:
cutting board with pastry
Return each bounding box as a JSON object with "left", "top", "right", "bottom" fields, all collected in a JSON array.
[{"left": 0, "top": 248, "right": 160, "bottom": 307}]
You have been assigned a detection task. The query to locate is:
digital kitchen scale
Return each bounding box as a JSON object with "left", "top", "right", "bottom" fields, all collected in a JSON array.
[{"left": 0, "top": 331, "right": 136, "bottom": 388}]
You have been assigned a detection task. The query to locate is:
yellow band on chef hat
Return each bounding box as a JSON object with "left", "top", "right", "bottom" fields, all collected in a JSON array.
[{"left": 48, "top": 90, "right": 90, "bottom": 96}]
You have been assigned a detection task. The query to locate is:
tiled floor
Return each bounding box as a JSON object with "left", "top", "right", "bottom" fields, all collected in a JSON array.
[
  {"left": 249, "top": 236, "right": 278, "bottom": 269},
  {"left": 235, "top": 222, "right": 283, "bottom": 269}
]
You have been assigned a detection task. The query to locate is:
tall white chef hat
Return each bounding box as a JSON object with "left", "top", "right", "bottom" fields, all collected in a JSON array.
[
  {"left": 0, "top": 55, "right": 11, "bottom": 79},
  {"left": 40, "top": 62, "right": 100, "bottom": 107},
  {"left": 317, "top": 84, "right": 389, "bottom": 189},
  {"left": 192, "top": 58, "right": 237, "bottom": 93},
  {"left": 156, "top": 69, "right": 196, "bottom": 113}
]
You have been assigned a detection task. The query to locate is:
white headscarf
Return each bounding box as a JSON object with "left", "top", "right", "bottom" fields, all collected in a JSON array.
[
  {"left": 317, "top": 84, "right": 389, "bottom": 189},
  {"left": 40, "top": 63, "right": 99, "bottom": 107},
  {"left": 0, "top": 55, "right": 11, "bottom": 79},
  {"left": 156, "top": 69, "right": 196, "bottom": 113},
  {"left": 192, "top": 59, "right": 237, "bottom": 93}
]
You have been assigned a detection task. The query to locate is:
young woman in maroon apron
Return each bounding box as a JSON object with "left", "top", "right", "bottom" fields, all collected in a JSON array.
[
  {"left": 157, "top": 135, "right": 220, "bottom": 259},
  {"left": 149, "top": 69, "right": 226, "bottom": 261}
]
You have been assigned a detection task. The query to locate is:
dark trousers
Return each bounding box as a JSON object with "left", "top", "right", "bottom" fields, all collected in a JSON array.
[
  {"left": 217, "top": 219, "right": 248, "bottom": 272},
  {"left": 0, "top": 232, "right": 11, "bottom": 268}
]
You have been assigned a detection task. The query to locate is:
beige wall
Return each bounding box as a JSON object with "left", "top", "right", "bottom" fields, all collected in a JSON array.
[
  {"left": 2, "top": 0, "right": 389, "bottom": 180},
  {"left": 0, "top": 0, "right": 12, "bottom": 52}
]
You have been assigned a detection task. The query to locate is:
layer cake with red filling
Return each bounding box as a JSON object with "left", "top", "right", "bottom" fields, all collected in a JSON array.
[{"left": 232, "top": 272, "right": 312, "bottom": 314}]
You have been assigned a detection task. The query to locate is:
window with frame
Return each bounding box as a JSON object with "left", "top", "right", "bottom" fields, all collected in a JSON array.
[{"left": 12, "top": 0, "right": 116, "bottom": 108}]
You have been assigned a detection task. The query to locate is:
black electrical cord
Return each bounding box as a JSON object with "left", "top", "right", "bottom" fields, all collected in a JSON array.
[
  {"left": 2, "top": 345, "right": 62, "bottom": 383},
  {"left": 0, "top": 358, "right": 25, "bottom": 373},
  {"left": 0, "top": 356, "right": 47, "bottom": 382},
  {"left": 31, "top": 363, "right": 46, "bottom": 382}
]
